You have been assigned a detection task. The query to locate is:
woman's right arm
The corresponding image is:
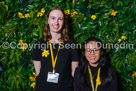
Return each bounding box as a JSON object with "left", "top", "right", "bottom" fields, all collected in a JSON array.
[
  {"left": 32, "top": 41, "right": 41, "bottom": 76},
  {"left": 74, "top": 68, "right": 81, "bottom": 91},
  {"left": 33, "top": 61, "right": 41, "bottom": 76}
]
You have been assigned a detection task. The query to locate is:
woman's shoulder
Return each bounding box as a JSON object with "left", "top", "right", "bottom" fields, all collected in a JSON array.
[
  {"left": 33, "top": 38, "right": 48, "bottom": 50},
  {"left": 108, "top": 67, "right": 117, "bottom": 81},
  {"left": 74, "top": 66, "right": 82, "bottom": 76},
  {"left": 111, "top": 68, "right": 117, "bottom": 77},
  {"left": 35, "top": 37, "right": 48, "bottom": 44},
  {"left": 66, "top": 38, "right": 78, "bottom": 43},
  {"left": 109, "top": 67, "right": 117, "bottom": 74}
]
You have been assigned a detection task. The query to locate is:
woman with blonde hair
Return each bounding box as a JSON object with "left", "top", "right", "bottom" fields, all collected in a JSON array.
[{"left": 32, "top": 6, "right": 79, "bottom": 91}]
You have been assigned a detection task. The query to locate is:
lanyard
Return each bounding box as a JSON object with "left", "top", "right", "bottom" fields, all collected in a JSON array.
[
  {"left": 49, "top": 40, "right": 61, "bottom": 73},
  {"left": 88, "top": 65, "right": 101, "bottom": 91}
]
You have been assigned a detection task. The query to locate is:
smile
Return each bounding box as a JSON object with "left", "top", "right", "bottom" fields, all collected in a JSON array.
[
  {"left": 89, "top": 56, "right": 96, "bottom": 59},
  {"left": 52, "top": 25, "right": 59, "bottom": 29}
]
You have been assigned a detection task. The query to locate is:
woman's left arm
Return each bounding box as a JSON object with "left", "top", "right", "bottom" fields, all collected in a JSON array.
[
  {"left": 71, "top": 61, "right": 79, "bottom": 77},
  {"left": 112, "top": 69, "right": 118, "bottom": 91}
]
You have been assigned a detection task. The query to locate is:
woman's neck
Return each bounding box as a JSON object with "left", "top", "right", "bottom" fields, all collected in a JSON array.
[
  {"left": 50, "top": 31, "right": 61, "bottom": 43},
  {"left": 89, "top": 62, "right": 99, "bottom": 67}
]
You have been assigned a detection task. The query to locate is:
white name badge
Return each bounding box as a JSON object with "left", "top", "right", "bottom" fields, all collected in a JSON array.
[{"left": 47, "top": 72, "right": 59, "bottom": 83}]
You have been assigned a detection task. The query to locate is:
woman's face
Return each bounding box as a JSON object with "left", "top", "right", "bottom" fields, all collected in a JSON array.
[
  {"left": 48, "top": 10, "right": 64, "bottom": 33},
  {"left": 85, "top": 41, "right": 102, "bottom": 67}
]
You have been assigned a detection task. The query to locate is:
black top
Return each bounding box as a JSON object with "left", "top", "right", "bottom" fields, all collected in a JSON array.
[
  {"left": 74, "top": 64, "right": 117, "bottom": 91},
  {"left": 32, "top": 38, "right": 79, "bottom": 91}
]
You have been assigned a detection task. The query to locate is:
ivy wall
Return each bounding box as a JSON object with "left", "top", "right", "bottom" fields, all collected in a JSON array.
[{"left": 0, "top": 0, "right": 136, "bottom": 90}]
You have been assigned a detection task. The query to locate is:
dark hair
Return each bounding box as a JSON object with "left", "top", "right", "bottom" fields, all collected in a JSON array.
[
  {"left": 43, "top": 6, "right": 69, "bottom": 41},
  {"left": 79, "top": 37, "right": 113, "bottom": 87}
]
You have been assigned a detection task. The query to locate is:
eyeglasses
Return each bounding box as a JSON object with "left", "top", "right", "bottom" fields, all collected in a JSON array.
[{"left": 85, "top": 48, "right": 100, "bottom": 54}]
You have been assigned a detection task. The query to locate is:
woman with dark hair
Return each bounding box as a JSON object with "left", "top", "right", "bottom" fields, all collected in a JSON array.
[
  {"left": 74, "top": 37, "right": 117, "bottom": 91},
  {"left": 32, "top": 6, "right": 79, "bottom": 91}
]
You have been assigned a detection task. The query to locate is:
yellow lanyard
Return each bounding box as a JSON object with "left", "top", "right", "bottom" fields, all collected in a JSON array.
[
  {"left": 49, "top": 40, "right": 61, "bottom": 73},
  {"left": 88, "top": 65, "right": 101, "bottom": 91}
]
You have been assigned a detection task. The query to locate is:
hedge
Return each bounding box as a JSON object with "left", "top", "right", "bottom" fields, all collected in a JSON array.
[{"left": 0, "top": 0, "right": 136, "bottom": 90}]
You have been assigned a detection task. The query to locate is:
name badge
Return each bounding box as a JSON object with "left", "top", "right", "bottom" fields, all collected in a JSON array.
[{"left": 47, "top": 72, "right": 59, "bottom": 83}]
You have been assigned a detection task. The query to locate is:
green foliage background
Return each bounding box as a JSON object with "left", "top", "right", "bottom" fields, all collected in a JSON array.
[{"left": 0, "top": 0, "right": 135, "bottom": 90}]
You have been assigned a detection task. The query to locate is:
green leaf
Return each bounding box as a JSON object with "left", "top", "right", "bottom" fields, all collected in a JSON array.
[
  {"left": 9, "top": 50, "right": 14, "bottom": 60},
  {"left": 32, "top": 32, "right": 38, "bottom": 36}
]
